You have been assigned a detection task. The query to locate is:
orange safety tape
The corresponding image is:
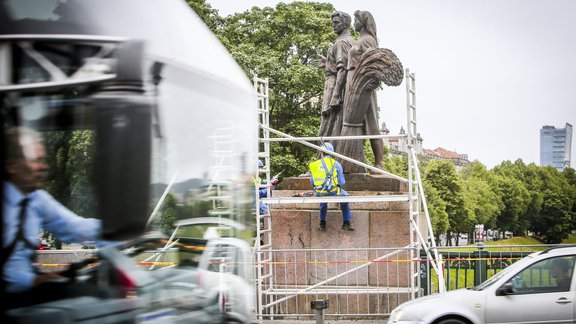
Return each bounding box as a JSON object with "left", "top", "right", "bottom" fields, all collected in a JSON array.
[{"left": 35, "top": 257, "right": 524, "bottom": 267}]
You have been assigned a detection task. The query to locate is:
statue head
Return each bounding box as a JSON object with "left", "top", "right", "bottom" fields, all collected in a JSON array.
[
  {"left": 331, "top": 11, "right": 351, "bottom": 34},
  {"left": 353, "top": 10, "right": 377, "bottom": 39}
]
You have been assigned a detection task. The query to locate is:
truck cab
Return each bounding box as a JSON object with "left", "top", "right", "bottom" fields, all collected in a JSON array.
[{"left": 1, "top": 0, "right": 257, "bottom": 322}]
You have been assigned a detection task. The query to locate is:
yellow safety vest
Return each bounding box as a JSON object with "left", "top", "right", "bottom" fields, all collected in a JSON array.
[
  {"left": 309, "top": 157, "right": 339, "bottom": 193},
  {"left": 252, "top": 177, "right": 262, "bottom": 188}
]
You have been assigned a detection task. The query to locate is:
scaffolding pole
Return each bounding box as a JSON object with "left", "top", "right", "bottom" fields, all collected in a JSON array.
[{"left": 252, "top": 68, "right": 444, "bottom": 319}]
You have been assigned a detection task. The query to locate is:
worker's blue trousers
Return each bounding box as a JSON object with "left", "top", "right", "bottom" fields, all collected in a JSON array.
[{"left": 316, "top": 188, "right": 351, "bottom": 222}]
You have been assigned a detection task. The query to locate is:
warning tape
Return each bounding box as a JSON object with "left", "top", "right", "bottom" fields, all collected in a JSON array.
[{"left": 35, "top": 256, "right": 523, "bottom": 268}]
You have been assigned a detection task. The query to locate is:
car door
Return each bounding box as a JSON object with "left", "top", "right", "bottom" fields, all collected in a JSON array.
[{"left": 485, "top": 255, "right": 576, "bottom": 324}]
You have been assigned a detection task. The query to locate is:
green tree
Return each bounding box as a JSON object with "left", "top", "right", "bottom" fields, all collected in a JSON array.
[
  {"left": 462, "top": 177, "right": 501, "bottom": 228},
  {"left": 151, "top": 193, "right": 177, "bottom": 235},
  {"left": 490, "top": 175, "right": 529, "bottom": 234},
  {"left": 423, "top": 159, "right": 472, "bottom": 244},
  {"left": 213, "top": 2, "right": 337, "bottom": 177},
  {"left": 461, "top": 161, "right": 503, "bottom": 229},
  {"left": 562, "top": 167, "right": 576, "bottom": 230},
  {"left": 44, "top": 130, "right": 96, "bottom": 217},
  {"left": 491, "top": 161, "right": 531, "bottom": 235},
  {"left": 530, "top": 167, "right": 573, "bottom": 243},
  {"left": 44, "top": 130, "right": 96, "bottom": 248},
  {"left": 383, "top": 153, "right": 409, "bottom": 179},
  {"left": 186, "top": 0, "right": 222, "bottom": 31},
  {"left": 423, "top": 184, "right": 449, "bottom": 242}
]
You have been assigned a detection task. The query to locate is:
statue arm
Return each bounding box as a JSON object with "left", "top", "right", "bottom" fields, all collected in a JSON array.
[
  {"left": 330, "top": 66, "right": 347, "bottom": 108},
  {"left": 310, "top": 55, "right": 326, "bottom": 68},
  {"left": 330, "top": 41, "right": 349, "bottom": 107}
]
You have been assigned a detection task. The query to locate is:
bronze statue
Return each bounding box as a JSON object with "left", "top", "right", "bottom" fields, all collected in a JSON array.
[
  {"left": 337, "top": 10, "right": 403, "bottom": 173},
  {"left": 312, "top": 11, "right": 354, "bottom": 141}
]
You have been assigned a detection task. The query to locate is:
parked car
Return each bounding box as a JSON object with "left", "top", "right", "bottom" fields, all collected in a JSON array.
[{"left": 388, "top": 246, "right": 576, "bottom": 324}]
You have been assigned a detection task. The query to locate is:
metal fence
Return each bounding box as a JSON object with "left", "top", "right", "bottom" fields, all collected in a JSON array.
[
  {"left": 256, "top": 247, "right": 417, "bottom": 320},
  {"left": 35, "top": 244, "right": 571, "bottom": 320}
]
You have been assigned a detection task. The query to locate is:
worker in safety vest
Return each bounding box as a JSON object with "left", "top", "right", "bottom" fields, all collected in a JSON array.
[
  {"left": 308, "top": 143, "right": 353, "bottom": 231},
  {"left": 253, "top": 160, "right": 278, "bottom": 215}
]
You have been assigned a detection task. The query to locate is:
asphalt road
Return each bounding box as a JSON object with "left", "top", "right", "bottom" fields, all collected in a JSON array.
[{"left": 260, "top": 320, "right": 386, "bottom": 323}]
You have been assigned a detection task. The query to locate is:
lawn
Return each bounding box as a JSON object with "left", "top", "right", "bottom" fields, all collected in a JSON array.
[{"left": 561, "top": 234, "right": 576, "bottom": 244}]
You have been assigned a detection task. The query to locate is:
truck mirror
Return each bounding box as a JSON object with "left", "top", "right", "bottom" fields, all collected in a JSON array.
[
  {"left": 92, "top": 39, "right": 152, "bottom": 240},
  {"left": 93, "top": 94, "right": 152, "bottom": 240}
]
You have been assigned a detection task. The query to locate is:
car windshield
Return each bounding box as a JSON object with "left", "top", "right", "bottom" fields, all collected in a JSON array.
[{"left": 473, "top": 252, "right": 538, "bottom": 290}]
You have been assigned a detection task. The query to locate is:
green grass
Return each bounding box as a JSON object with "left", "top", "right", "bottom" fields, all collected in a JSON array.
[
  {"left": 561, "top": 234, "right": 576, "bottom": 244},
  {"left": 437, "top": 236, "right": 544, "bottom": 253},
  {"left": 483, "top": 236, "right": 543, "bottom": 246}
]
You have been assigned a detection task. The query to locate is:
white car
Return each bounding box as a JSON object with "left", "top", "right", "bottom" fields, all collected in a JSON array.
[{"left": 388, "top": 247, "right": 576, "bottom": 324}]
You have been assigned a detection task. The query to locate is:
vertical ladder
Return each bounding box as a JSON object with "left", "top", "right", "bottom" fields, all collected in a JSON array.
[
  {"left": 405, "top": 69, "right": 420, "bottom": 298},
  {"left": 208, "top": 125, "right": 235, "bottom": 236},
  {"left": 405, "top": 69, "right": 445, "bottom": 295},
  {"left": 253, "top": 75, "right": 274, "bottom": 317}
]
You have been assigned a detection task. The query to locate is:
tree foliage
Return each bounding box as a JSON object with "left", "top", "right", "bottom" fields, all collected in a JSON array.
[
  {"left": 151, "top": 193, "right": 177, "bottom": 235},
  {"left": 423, "top": 160, "right": 473, "bottom": 237},
  {"left": 45, "top": 130, "right": 96, "bottom": 218},
  {"left": 214, "top": 1, "right": 337, "bottom": 176},
  {"left": 530, "top": 167, "right": 573, "bottom": 243},
  {"left": 185, "top": 0, "right": 222, "bottom": 31},
  {"left": 186, "top": 0, "right": 576, "bottom": 243},
  {"left": 423, "top": 184, "right": 449, "bottom": 240}
]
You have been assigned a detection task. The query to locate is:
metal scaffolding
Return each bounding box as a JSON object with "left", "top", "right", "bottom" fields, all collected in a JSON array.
[{"left": 252, "top": 69, "right": 444, "bottom": 320}]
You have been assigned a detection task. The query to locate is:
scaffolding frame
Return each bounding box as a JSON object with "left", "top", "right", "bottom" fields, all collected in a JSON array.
[{"left": 252, "top": 69, "right": 444, "bottom": 319}]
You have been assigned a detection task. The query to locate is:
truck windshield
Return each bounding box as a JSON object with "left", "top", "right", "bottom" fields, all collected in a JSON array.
[{"left": 1, "top": 0, "right": 257, "bottom": 241}]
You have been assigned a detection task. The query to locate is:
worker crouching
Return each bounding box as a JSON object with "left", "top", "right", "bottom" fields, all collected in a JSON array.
[{"left": 309, "top": 143, "right": 353, "bottom": 231}]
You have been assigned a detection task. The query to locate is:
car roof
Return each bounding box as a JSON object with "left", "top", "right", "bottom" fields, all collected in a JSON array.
[{"left": 537, "top": 245, "right": 576, "bottom": 257}]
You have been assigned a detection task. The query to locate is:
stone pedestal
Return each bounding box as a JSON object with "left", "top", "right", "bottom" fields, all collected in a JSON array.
[
  {"left": 266, "top": 174, "right": 427, "bottom": 290},
  {"left": 282, "top": 173, "right": 408, "bottom": 192}
]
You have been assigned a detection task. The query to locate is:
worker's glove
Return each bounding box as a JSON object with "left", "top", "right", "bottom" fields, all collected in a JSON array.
[{"left": 271, "top": 178, "right": 279, "bottom": 187}]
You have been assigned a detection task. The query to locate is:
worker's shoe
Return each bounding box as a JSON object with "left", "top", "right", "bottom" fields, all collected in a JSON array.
[
  {"left": 342, "top": 221, "right": 354, "bottom": 231},
  {"left": 319, "top": 221, "right": 326, "bottom": 231}
]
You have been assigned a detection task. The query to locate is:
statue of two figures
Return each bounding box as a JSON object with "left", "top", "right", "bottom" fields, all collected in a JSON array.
[{"left": 311, "top": 10, "right": 403, "bottom": 174}]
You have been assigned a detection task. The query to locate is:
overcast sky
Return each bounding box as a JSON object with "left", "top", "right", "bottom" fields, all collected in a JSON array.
[{"left": 208, "top": 0, "right": 576, "bottom": 169}]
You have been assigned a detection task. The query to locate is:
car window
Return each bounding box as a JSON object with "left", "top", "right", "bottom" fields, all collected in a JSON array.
[
  {"left": 475, "top": 253, "right": 537, "bottom": 290},
  {"left": 506, "top": 255, "right": 575, "bottom": 294}
]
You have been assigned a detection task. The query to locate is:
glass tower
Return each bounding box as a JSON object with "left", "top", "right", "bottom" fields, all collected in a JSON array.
[{"left": 540, "top": 123, "right": 573, "bottom": 171}]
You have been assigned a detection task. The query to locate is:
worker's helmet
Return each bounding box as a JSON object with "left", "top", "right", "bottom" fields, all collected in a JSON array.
[
  {"left": 258, "top": 160, "right": 264, "bottom": 168},
  {"left": 322, "top": 143, "right": 334, "bottom": 152}
]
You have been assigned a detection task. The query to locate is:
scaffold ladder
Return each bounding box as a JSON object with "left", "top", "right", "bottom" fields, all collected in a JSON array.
[
  {"left": 207, "top": 123, "right": 237, "bottom": 236},
  {"left": 405, "top": 69, "right": 445, "bottom": 294},
  {"left": 252, "top": 69, "right": 445, "bottom": 319},
  {"left": 253, "top": 75, "right": 275, "bottom": 316}
]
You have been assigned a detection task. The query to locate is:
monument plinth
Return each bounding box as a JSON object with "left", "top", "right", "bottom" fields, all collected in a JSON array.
[
  {"left": 281, "top": 173, "right": 408, "bottom": 192},
  {"left": 267, "top": 173, "right": 426, "bottom": 290}
]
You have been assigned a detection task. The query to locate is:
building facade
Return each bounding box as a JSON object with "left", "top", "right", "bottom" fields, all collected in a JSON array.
[
  {"left": 380, "top": 122, "right": 470, "bottom": 170},
  {"left": 540, "top": 123, "right": 573, "bottom": 171}
]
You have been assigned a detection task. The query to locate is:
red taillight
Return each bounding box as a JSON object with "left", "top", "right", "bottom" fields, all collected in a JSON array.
[
  {"left": 117, "top": 270, "right": 138, "bottom": 298},
  {"left": 220, "top": 292, "right": 226, "bottom": 313}
]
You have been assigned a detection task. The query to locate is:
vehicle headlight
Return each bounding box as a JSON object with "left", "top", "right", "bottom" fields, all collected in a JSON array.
[{"left": 389, "top": 307, "right": 404, "bottom": 323}]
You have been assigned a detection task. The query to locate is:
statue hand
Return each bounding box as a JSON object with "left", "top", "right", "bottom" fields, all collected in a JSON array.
[
  {"left": 310, "top": 55, "right": 326, "bottom": 68},
  {"left": 329, "top": 96, "right": 342, "bottom": 109}
]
